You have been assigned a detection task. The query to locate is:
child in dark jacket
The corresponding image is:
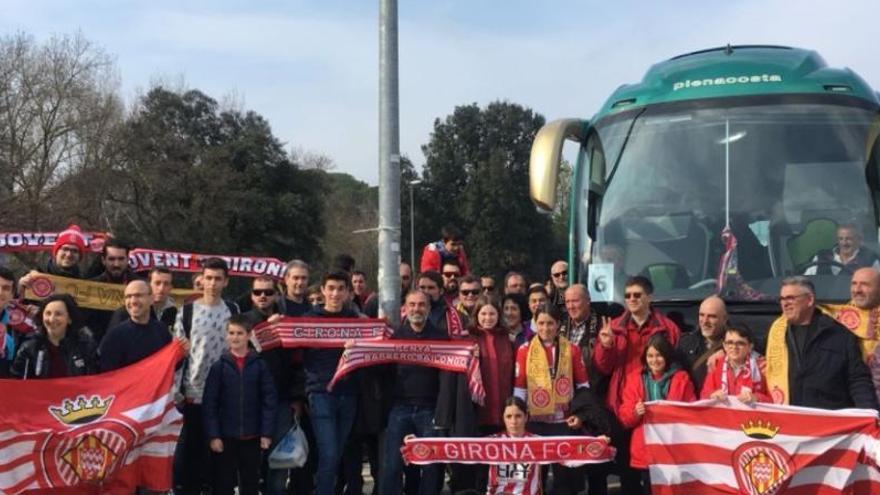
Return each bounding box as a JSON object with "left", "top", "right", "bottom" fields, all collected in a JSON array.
[{"left": 202, "top": 315, "right": 278, "bottom": 495}]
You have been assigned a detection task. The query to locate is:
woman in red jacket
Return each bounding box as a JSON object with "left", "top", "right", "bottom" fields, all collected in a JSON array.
[
  {"left": 472, "top": 297, "right": 515, "bottom": 433},
  {"left": 619, "top": 334, "right": 696, "bottom": 494},
  {"left": 701, "top": 325, "right": 771, "bottom": 404}
]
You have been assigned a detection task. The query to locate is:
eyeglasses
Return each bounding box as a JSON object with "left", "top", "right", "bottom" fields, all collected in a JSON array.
[
  {"left": 723, "top": 340, "right": 749, "bottom": 348},
  {"left": 460, "top": 289, "right": 480, "bottom": 296},
  {"left": 252, "top": 289, "right": 276, "bottom": 297},
  {"left": 482, "top": 286, "right": 495, "bottom": 292},
  {"left": 442, "top": 272, "right": 460, "bottom": 278},
  {"left": 552, "top": 271, "right": 568, "bottom": 279},
  {"left": 779, "top": 293, "right": 808, "bottom": 303},
  {"left": 624, "top": 292, "right": 644, "bottom": 300},
  {"left": 418, "top": 285, "right": 438, "bottom": 291},
  {"left": 124, "top": 292, "right": 149, "bottom": 299}
]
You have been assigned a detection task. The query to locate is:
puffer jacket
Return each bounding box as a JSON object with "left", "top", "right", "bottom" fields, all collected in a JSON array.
[
  {"left": 202, "top": 351, "right": 278, "bottom": 439},
  {"left": 11, "top": 328, "right": 97, "bottom": 379}
]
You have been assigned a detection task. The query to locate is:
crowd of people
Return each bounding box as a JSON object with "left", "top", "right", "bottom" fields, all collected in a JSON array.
[{"left": 2, "top": 222, "right": 880, "bottom": 495}]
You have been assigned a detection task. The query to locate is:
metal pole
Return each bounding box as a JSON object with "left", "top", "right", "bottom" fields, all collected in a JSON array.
[
  {"left": 378, "top": 0, "right": 401, "bottom": 326},
  {"left": 410, "top": 183, "right": 415, "bottom": 267}
]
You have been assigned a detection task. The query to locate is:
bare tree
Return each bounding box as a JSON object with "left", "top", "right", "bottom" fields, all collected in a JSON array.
[{"left": 0, "top": 32, "right": 122, "bottom": 230}]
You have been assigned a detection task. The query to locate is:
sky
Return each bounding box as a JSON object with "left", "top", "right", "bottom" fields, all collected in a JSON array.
[{"left": 2, "top": 0, "right": 878, "bottom": 185}]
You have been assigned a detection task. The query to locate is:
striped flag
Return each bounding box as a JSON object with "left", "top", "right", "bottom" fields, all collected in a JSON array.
[
  {"left": 644, "top": 399, "right": 880, "bottom": 495},
  {"left": 0, "top": 342, "right": 184, "bottom": 494}
]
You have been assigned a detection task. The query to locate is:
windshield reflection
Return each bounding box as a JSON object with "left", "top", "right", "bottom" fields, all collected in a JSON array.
[{"left": 587, "top": 98, "right": 880, "bottom": 302}]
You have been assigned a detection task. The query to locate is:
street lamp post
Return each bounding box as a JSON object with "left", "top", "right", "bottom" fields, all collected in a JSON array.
[{"left": 409, "top": 179, "right": 421, "bottom": 268}]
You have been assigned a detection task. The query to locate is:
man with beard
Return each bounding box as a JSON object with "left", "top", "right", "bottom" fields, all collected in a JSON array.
[{"left": 821, "top": 267, "right": 880, "bottom": 361}]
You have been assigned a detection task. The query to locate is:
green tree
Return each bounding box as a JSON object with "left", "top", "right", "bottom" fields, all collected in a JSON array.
[
  {"left": 419, "top": 101, "right": 560, "bottom": 280},
  {"left": 109, "top": 86, "right": 325, "bottom": 262}
]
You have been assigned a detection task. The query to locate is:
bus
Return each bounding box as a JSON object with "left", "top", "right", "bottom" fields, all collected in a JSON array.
[{"left": 529, "top": 45, "right": 880, "bottom": 331}]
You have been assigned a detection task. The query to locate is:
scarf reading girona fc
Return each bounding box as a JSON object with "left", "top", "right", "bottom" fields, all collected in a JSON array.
[
  {"left": 329, "top": 340, "right": 486, "bottom": 405},
  {"left": 401, "top": 435, "right": 615, "bottom": 467},
  {"left": 0, "top": 343, "right": 185, "bottom": 494},
  {"left": 643, "top": 399, "right": 880, "bottom": 495}
]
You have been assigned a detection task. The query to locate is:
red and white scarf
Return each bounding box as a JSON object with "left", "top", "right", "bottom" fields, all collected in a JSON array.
[
  {"left": 128, "top": 248, "right": 286, "bottom": 279},
  {"left": 329, "top": 339, "right": 486, "bottom": 405},
  {"left": 253, "top": 317, "right": 391, "bottom": 350},
  {"left": 0, "top": 231, "right": 107, "bottom": 253},
  {"left": 401, "top": 435, "right": 615, "bottom": 466},
  {"left": 446, "top": 304, "right": 467, "bottom": 338},
  {"left": 720, "top": 351, "right": 762, "bottom": 395}
]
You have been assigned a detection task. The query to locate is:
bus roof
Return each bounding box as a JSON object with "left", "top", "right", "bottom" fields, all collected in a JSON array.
[{"left": 596, "top": 45, "right": 879, "bottom": 118}]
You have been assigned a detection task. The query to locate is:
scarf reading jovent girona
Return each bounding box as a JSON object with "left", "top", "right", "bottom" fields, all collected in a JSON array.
[
  {"left": 644, "top": 399, "right": 880, "bottom": 495},
  {"left": 329, "top": 340, "right": 486, "bottom": 405},
  {"left": 401, "top": 436, "right": 615, "bottom": 466}
]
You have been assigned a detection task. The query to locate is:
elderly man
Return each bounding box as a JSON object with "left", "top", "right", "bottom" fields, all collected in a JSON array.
[
  {"left": 677, "top": 296, "right": 728, "bottom": 395},
  {"left": 765, "top": 276, "right": 877, "bottom": 409},
  {"left": 549, "top": 260, "right": 569, "bottom": 309},
  {"left": 819, "top": 267, "right": 880, "bottom": 362},
  {"left": 805, "top": 224, "right": 880, "bottom": 275}
]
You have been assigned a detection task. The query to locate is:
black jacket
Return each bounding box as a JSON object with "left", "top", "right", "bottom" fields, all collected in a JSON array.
[
  {"left": 202, "top": 351, "right": 278, "bottom": 439},
  {"left": 302, "top": 306, "right": 361, "bottom": 395},
  {"left": 677, "top": 331, "right": 722, "bottom": 396},
  {"left": 243, "top": 305, "right": 305, "bottom": 403},
  {"left": 785, "top": 311, "right": 879, "bottom": 410},
  {"left": 11, "top": 328, "right": 98, "bottom": 378}
]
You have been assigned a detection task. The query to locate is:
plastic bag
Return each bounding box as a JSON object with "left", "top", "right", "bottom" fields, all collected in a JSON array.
[{"left": 268, "top": 417, "right": 309, "bottom": 469}]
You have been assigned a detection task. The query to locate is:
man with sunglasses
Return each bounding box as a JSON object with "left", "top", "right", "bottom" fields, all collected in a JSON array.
[
  {"left": 455, "top": 275, "right": 482, "bottom": 320},
  {"left": 593, "top": 275, "right": 681, "bottom": 493},
  {"left": 548, "top": 260, "right": 569, "bottom": 311},
  {"left": 441, "top": 260, "right": 462, "bottom": 302}
]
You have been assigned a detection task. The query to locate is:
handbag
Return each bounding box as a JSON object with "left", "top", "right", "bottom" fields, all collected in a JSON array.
[{"left": 268, "top": 417, "right": 309, "bottom": 469}]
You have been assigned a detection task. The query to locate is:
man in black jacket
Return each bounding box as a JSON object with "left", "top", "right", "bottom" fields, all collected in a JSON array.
[
  {"left": 378, "top": 290, "right": 447, "bottom": 495},
  {"left": 677, "top": 295, "right": 727, "bottom": 395},
  {"left": 766, "top": 276, "right": 879, "bottom": 410},
  {"left": 99, "top": 280, "right": 173, "bottom": 372}
]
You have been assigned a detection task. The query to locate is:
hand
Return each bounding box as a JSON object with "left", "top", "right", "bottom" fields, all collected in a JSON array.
[
  {"left": 737, "top": 390, "right": 756, "bottom": 405},
  {"left": 598, "top": 317, "right": 614, "bottom": 349},
  {"left": 260, "top": 436, "right": 272, "bottom": 450},
  {"left": 344, "top": 339, "right": 356, "bottom": 349},
  {"left": 176, "top": 336, "right": 191, "bottom": 353},
  {"left": 403, "top": 434, "right": 416, "bottom": 442},
  {"left": 267, "top": 313, "right": 283, "bottom": 324},
  {"left": 18, "top": 270, "right": 39, "bottom": 289},
  {"left": 210, "top": 438, "right": 223, "bottom": 453},
  {"left": 291, "top": 400, "right": 306, "bottom": 419},
  {"left": 709, "top": 390, "right": 727, "bottom": 402},
  {"left": 706, "top": 349, "right": 725, "bottom": 372},
  {"left": 565, "top": 415, "right": 583, "bottom": 430},
  {"left": 634, "top": 401, "right": 646, "bottom": 417},
  {"left": 598, "top": 435, "right": 611, "bottom": 443},
  {"left": 472, "top": 343, "right": 480, "bottom": 358}
]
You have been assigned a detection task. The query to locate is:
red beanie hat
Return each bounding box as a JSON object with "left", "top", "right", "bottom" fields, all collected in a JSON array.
[{"left": 53, "top": 224, "right": 87, "bottom": 258}]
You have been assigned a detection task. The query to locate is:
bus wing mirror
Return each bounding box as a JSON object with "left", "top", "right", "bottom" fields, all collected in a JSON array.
[{"left": 529, "top": 118, "right": 589, "bottom": 211}]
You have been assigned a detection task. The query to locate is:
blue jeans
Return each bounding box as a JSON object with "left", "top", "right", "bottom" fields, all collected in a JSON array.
[
  {"left": 266, "top": 399, "right": 292, "bottom": 495},
  {"left": 309, "top": 392, "right": 357, "bottom": 495},
  {"left": 380, "top": 404, "right": 440, "bottom": 495}
]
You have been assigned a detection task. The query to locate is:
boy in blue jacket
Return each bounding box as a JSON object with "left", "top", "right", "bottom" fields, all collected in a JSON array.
[{"left": 203, "top": 314, "right": 278, "bottom": 495}]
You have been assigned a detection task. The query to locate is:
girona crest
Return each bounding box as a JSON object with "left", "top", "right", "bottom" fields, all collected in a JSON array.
[{"left": 732, "top": 420, "right": 793, "bottom": 495}]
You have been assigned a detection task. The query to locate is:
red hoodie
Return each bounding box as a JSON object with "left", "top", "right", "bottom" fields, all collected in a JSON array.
[
  {"left": 618, "top": 368, "right": 695, "bottom": 469},
  {"left": 592, "top": 309, "right": 680, "bottom": 418}
]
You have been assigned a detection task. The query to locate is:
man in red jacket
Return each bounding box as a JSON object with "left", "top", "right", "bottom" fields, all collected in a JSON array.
[
  {"left": 593, "top": 275, "right": 680, "bottom": 493},
  {"left": 420, "top": 224, "right": 470, "bottom": 276}
]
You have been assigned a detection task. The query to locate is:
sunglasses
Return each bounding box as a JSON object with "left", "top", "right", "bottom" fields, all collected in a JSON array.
[
  {"left": 460, "top": 289, "right": 480, "bottom": 296},
  {"left": 552, "top": 271, "right": 568, "bottom": 279},
  {"left": 252, "top": 289, "right": 276, "bottom": 297},
  {"left": 624, "top": 292, "right": 644, "bottom": 300},
  {"left": 442, "top": 272, "right": 460, "bottom": 278}
]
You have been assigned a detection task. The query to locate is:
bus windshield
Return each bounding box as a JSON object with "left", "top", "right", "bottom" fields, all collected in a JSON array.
[{"left": 587, "top": 96, "right": 880, "bottom": 302}]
